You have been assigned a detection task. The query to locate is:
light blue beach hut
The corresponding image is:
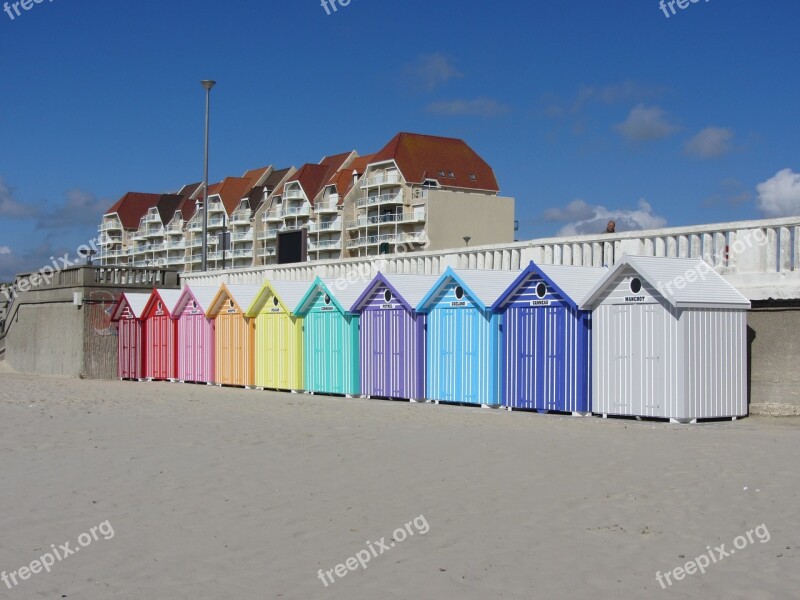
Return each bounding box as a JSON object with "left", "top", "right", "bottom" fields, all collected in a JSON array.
[{"left": 416, "top": 268, "right": 520, "bottom": 406}]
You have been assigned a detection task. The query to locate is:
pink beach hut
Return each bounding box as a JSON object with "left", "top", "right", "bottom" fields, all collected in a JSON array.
[
  {"left": 171, "top": 285, "right": 218, "bottom": 384},
  {"left": 111, "top": 292, "right": 151, "bottom": 381}
]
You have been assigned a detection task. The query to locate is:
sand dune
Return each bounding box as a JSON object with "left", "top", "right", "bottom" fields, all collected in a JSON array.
[{"left": 0, "top": 372, "right": 798, "bottom": 599}]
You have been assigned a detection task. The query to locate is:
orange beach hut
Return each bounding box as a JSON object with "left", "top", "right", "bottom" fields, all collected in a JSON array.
[{"left": 206, "top": 284, "right": 261, "bottom": 387}]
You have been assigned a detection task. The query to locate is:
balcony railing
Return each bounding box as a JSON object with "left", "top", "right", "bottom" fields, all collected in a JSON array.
[
  {"left": 360, "top": 172, "right": 401, "bottom": 189},
  {"left": 264, "top": 209, "right": 283, "bottom": 221},
  {"left": 347, "top": 211, "right": 426, "bottom": 229},
  {"left": 283, "top": 205, "right": 311, "bottom": 217},
  {"left": 283, "top": 188, "right": 305, "bottom": 200},
  {"left": 208, "top": 217, "right": 225, "bottom": 227},
  {"left": 355, "top": 193, "right": 404, "bottom": 209},
  {"left": 99, "top": 220, "right": 123, "bottom": 232},
  {"left": 232, "top": 231, "right": 254, "bottom": 242},
  {"left": 208, "top": 201, "right": 224, "bottom": 213},
  {"left": 165, "top": 240, "right": 185, "bottom": 249},
  {"left": 144, "top": 211, "right": 161, "bottom": 223},
  {"left": 316, "top": 200, "right": 339, "bottom": 213},
  {"left": 231, "top": 210, "right": 252, "bottom": 224},
  {"left": 309, "top": 240, "right": 341, "bottom": 251},
  {"left": 312, "top": 220, "right": 342, "bottom": 232}
]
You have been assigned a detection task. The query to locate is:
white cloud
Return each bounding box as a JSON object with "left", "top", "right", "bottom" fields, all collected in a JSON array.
[
  {"left": 426, "top": 97, "right": 511, "bottom": 117},
  {"left": 544, "top": 81, "right": 665, "bottom": 117},
  {"left": 615, "top": 104, "right": 679, "bottom": 142},
  {"left": 404, "top": 53, "right": 463, "bottom": 92},
  {"left": 685, "top": 127, "right": 734, "bottom": 159},
  {"left": 0, "top": 246, "right": 10, "bottom": 255},
  {"left": 548, "top": 198, "right": 667, "bottom": 235},
  {"left": 0, "top": 176, "right": 38, "bottom": 219},
  {"left": 756, "top": 168, "right": 800, "bottom": 217}
]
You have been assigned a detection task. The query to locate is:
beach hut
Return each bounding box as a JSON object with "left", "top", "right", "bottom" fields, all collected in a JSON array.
[
  {"left": 417, "top": 268, "right": 520, "bottom": 406},
  {"left": 172, "top": 286, "right": 218, "bottom": 384},
  {"left": 490, "top": 261, "right": 606, "bottom": 414},
  {"left": 207, "top": 284, "right": 261, "bottom": 388},
  {"left": 245, "top": 280, "right": 309, "bottom": 391},
  {"left": 295, "top": 276, "right": 368, "bottom": 396},
  {"left": 350, "top": 273, "right": 439, "bottom": 401},
  {"left": 110, "top": 292, "right": 151, "bottom": 381},
  {"left": 580, "top": 255, "right": 751, "bottom": 423},
  {"left": 141, "top": 288, "right": 183, "bottom": 381}
]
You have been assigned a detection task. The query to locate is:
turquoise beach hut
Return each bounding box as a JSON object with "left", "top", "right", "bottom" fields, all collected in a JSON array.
[
  {"left": 295, "top": 276, "right": 368, "bottom": 396},
  {"left": 416, "top": 268, "right": 520, "bottom": 406}
]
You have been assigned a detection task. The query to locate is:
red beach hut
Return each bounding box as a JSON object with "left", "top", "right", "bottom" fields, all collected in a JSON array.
[
  {"left": 111, "top": 292, "right": 151, "bottom": 381},
  {"left": 142, "top": 289, "right": 183, "bottom": 381}
]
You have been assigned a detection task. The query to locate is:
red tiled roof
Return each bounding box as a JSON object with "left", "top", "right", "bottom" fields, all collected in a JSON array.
[
  {"left": 207, "top": 177, "right": 256, "bottom": 216},
  {"left": 326, "top": 153, "right": 376, "bottom": 198},
  {"left": 104, "top": 192, "right": 162, "bottom": 229},
  {"left": 370, "top": 132, "right": 499, "bottom": 192},
  {"left": 155, "top": 194, "right": 186, "bottom": 225},
  {"left": 242, "top": 166, "right": 271, "bottom": 187},
  {"left": 174, "top": 196, "right": 198, "bottom": 222}
]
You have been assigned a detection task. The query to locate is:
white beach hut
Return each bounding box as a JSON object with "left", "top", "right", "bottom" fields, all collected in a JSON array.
[{"left": 580, "top": 255, "right": 751, "bottom": 423}]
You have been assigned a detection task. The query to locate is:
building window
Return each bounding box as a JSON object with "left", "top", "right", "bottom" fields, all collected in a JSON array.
[
  {"left": 536, "top": 283, "right": 547, "bottom": 299},
  {"left": 630, "top": 278, "right": 642, "bottom": 294},
  {"left": 454, "top": 285, "right": 464, "bottom": 300},
  {"left": 384, "top": 289, "right": 392, "bottom": 303}
]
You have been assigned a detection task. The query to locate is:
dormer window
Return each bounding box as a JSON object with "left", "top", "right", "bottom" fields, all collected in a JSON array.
[
  {"left": 438, "top": 170, "right": 446, "bottom": 177},
  {"left": 448, "top": 171, "right": 455, "bottom": 178},
  {"left": 422, "top": 179, "right": 440, "bottom": 189},
  {"left": 469, "top": 173, "right": 477, "bottom": 181}
]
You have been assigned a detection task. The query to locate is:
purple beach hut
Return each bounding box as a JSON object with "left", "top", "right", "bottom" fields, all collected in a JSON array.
[{"left": 350, "top": 273, "right": 439, "bottom": 402}]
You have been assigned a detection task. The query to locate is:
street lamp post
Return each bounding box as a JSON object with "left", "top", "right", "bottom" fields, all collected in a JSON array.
[{"left": 200, "top": 80, "right": 216, "bottom": 272}]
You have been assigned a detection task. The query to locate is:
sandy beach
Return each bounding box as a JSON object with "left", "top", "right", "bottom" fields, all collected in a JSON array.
[{"left": 0, "top": 369, "right": 798, "bottom": 599}]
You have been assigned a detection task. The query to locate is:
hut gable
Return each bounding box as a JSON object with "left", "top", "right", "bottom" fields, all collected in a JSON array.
[
  {"left": 246, "top": 280, "right": 311, "bottom": 317},
  {"left": 491, "top": 262, "right": 607, "bottom": 312},
  {"left": 417, "top": 268, "right": 520, "bottom": 313},
  {"left": 296, "top": 277, "right": 368, "bottom": 316},
  {"left": 207, "top": 284, "right": 262, "bottom": 317},
  {"left": 581, "top": 255, "right": 750, "bottom": 310},
  {"left": 142, "top": 289, "right": 184, "bottom": 319},
  {"left": 351, "top": 273, "right": 439, "bottom": 314},
  {"left": 172, "top": 286, "right": 219, "bottom": 318},
  {"left": 111, "top": 292, "right": 151, "bottom": 321}
]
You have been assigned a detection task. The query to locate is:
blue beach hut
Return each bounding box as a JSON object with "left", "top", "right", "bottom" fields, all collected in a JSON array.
[
  {"left": 416, "top": 268, "right": 520, "bottom": 406},
  {"left": 491, "top": 261, "right": 607, "bottom": 415}
]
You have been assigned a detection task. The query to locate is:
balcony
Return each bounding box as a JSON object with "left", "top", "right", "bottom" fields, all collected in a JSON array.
[
  {"left": 347, "top": 211, "right": 425, "bottom": 229},
  {"left": 230, "top": 249, "right": 252, "bottom": 259},
  {"left": 283, "top": 188, "right": 305, "bottom": 201},
  {"left": 208, "top": 216, "right": 225, "bottom": 227},
  {"left": 355, "top": 193, "right": 404, "bottom": 209},
  {"left": 98, "top": 234, "right": 123, "bottom": 246},
  {"left": 188, "top": 220, "right": 203, "bottom": 232},
  {"left": 258, "top": 228, "right": 278, "bottom": 240},
  {"left": 232, "top": 231, "right": 254, "bottom": 242},
  {"left": 99, "top": 220, "right": 123, "bottom": 232},
  {"left": 360, "top": 172, "right": 401, "bottom": 189},
  {"left": 144, "top": 226, "right": 165, "bottom": 238},
  {"left": 208, "top": 201, "right": 224, "bottom": 213},
  {"left": 264, "top": 209, "right": 284, "bottom": 222},
  {"left": 165, "top": 221, "right": 184, "bottom": 234},
  {"left": 144, "top": 211, "right": 161, "bottom": 223},
  {"left": 231, "top": 210, "right": 252, "bottom": 225},
  {"left": 309, "top": 239, "right": 341, "bottom": 251},
  {"left": 165, "top": 240, "right": 185, "bottom": 250},
  {"left": 347, "top": 233, "right": 400, "bottom": 248},
  {"left": 312, "top": 220, "right": 341, "bottom": 232},
  {"left": 283, "top": 205, "right": 311, "bottom": 218},
  {"left": 167, "top": 257, "right": 185, "bottom": 266},
  {"left": 315, "top": 199, "right": 339, "bottom": 213}
]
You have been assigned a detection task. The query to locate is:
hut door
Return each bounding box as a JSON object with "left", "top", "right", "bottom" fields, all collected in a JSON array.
[
  {"left": 220, "top": 315, "right": 233, "bottom": 385},
  {"left": 640, "top": 305, "right": 663, "bottom": 411},
  {"left": 515, "top": 308, "right": 538, "bottom": 409},
  {"left": 185, "top": 315, "right": 198, "bottom": 381},
  {"left": 439, "top": 309, "right": 459, "bottom": 402},
  {"left": 542, "top": 307, "right": 566, "bottom": 410},
  {"left": 371, "top": 311, "right": 388, "bottom": 397},
  {"left": 388, "top": 309, "right": 405, "bottom": 397},
  {"left": 326, "top": 312, "right": 344, "bottom": 393},
  {"left": 461, "top": 309, "right": 478, "bottom": 404},
  {"left": 151, "top": 316, "right": 166, "bottom": 379},
  {"left": 119, "top": 319, "right": 134, "bottom": 378},
  {"left": 610, "top": 306, "right": 632, "bottom": 411}
]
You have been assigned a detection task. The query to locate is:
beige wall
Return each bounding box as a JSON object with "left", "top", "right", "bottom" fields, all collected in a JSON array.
[{"left": 425, "top": 190, "right": 515, "bottom": 251}]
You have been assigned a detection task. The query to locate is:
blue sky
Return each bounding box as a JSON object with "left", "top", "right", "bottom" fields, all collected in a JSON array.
[{"left": 1, "top": 0, "right": 799, "bottom": 279}]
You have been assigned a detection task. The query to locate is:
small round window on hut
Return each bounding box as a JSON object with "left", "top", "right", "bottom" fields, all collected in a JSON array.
[
  {"left": 272, "top": 296, "right": 280, "bottom": 307},
  {"left": 191, "top": 300, "right": 197, "bottom": 310},
  {"left": 229, "top": 299, "right": 235, "bottom": 309},
  {"left": 630, "top": 278, "right": 643, "bottom": 294},
  {"left": 384, "top": 289, "right": 392, "bottom": 303},
  {"left": 324, "top": 294, "right": 331, "bottom": 305},
  {"left": 157, "top": 301, "right": 163, "bottom": 311},
  {"left": 536, "top": 282, "right": 547, "bottom": 299},
  {"left": 454, "top": 286, "right": 465, "bottom": 300}
]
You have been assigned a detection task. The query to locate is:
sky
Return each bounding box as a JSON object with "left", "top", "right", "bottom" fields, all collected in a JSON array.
[{"left": 1, "top": 0, "right": 799, "bottom": 280}]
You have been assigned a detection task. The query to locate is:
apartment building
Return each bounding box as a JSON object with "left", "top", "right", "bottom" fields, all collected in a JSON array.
[
  {"left": 253, "top": 152, "right": 356, "bottom": 265},
  {"left": 99, "top": 132, "right": 515, "bottom": 271},
  {"left": 345, "top": 133, "right": 514, "bottom": 257}
]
